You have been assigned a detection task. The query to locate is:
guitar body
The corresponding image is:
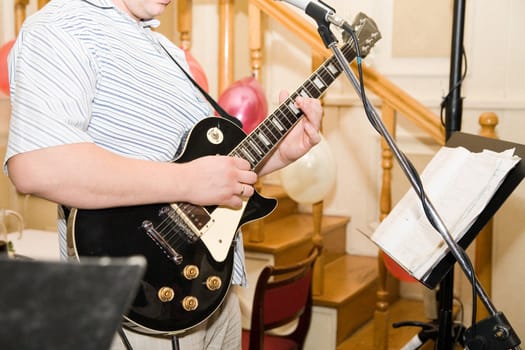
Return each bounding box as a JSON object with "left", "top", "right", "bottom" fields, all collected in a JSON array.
[
  {"left": 68, "top": 117, "right": 277, "bottom": 334},
  {"left": 69, "top": 12, "right": 381, "bottom": 335}
]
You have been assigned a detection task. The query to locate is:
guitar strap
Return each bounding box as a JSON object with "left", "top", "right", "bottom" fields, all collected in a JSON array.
[{"left": 159, "top": 43, "right": 243, "bottom": 129}]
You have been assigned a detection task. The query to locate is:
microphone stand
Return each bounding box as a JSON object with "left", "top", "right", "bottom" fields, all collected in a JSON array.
[{"left": 308, "top": 10, "right": 521, "bottom": 350}]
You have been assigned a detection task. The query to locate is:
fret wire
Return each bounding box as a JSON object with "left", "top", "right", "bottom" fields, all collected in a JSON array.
[
  {"left": 239, "top": 145, "right": 257, "bottom": 165},
  {"left": 250, "top": 133, "right": 270, "bottom": 154},
  {"left": 278, "top": 107, "right": 295, "bottom": 127},
  {"left": 256, "top": 123, "right": 279, "bottom": 148},
  {"left": 260, "top": 118, "right": 283, "bottom": 142},
  {"left": 303, "top": 80, "right": 320, "bottom": 97},
  {"left": 248, "top": 137, "right": 265, "bottom": 156}
]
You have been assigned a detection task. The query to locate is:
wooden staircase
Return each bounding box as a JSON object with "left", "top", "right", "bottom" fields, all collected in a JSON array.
[{"left": 242, "top": 184, "right": 409, "bottom": 349}]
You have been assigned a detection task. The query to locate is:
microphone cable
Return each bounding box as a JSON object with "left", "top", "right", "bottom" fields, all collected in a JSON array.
[{"left": 342, "top": 21, "right": 479, "bottom": 329}]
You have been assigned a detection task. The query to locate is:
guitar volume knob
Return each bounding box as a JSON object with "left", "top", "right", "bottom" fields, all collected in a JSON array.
[
  {"left": 205, "top": 276, "right": 222, "bottom": 291},
  {"left": 158, "top": 287, "right": 175, "bottom": 303},
  {"left": 182, "top": 296, "right": 199, "bottom": 311},
  {"left": 183, "top": 265, "right": 200, "bottom": 280}
]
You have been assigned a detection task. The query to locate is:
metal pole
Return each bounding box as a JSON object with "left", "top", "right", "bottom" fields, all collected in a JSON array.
[
  {"left": 438, "top": 1, "right": 466, "bottom": 349},
  {"left": 444, "top": 0, "right": 466, "bottom": 140}
]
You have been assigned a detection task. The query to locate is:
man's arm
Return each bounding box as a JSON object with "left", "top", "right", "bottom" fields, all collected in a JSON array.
[{"left": 7, "top": 142, "right": 258, "bottom": 210}]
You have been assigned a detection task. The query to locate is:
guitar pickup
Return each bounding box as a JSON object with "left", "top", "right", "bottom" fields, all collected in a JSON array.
[{"left": 168, "top": 203, "right": 214, "bottom": 240}]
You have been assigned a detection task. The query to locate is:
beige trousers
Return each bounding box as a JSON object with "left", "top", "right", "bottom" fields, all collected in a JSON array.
[{"left": 111, "top": 290, "right": 241, "bottom": 350}]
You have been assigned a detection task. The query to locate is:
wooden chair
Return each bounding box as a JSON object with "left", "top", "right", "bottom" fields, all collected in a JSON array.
[{"left": 241, "top": 246, "right": 320, "bottom": 350}]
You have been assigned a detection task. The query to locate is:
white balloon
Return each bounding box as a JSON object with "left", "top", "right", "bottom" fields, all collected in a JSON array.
[{"left": 279, "top": 134, "right": 337, "bottom": 204}]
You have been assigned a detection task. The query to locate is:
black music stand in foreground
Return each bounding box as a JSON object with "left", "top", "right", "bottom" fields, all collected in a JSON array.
[
  {"left": 0, "top": 256, "right": 146, "bottom": 350},
  {"left": 398, "top": 131, "right": 523, "bottom": 350}
]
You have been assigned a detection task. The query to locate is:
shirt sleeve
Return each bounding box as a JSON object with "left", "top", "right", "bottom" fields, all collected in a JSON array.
[{"left": 4, "top": 24, "right": 97, "bottom": 172}]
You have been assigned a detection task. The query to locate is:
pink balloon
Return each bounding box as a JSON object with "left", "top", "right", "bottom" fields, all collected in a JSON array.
[
  {"left": 182, "top": 49, "right": 209, "bottom": 93},
  {"left": 0, "top": 39, "right": 15, "bottom": 96},
  {"left": 218, "top": 76, "right": 267, "bottom": 133},
  {"left": 382, "top": 252, "right": 417, "bottom": 283}
]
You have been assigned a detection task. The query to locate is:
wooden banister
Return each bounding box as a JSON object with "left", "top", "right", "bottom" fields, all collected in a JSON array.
[
  {"left": 356, "top": 64, "right": 445, "bottom": 144},
  {"left": 249, "top": 0, "right": 330, "bottom": 57},
  {"left": 250, "top": 0, "right": 444, "bottom": 144}
]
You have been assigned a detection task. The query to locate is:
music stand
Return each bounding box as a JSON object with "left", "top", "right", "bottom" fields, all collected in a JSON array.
[
  {"left": 0, "top": 256, "right": 146, "bottom": 350},
  {"left": 391, "top": 132, "right": 524, "bottom": 349},
  {"left": 423, "top": 132, "right": 523, "bottom": 350},
  {"left": 422, "top": 131, "right": 525, "bottom": 288}
]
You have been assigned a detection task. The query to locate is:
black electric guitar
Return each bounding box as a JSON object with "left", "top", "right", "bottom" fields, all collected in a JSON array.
[{"left": 67, "top": 13, "right": 381, "bottom": 335}]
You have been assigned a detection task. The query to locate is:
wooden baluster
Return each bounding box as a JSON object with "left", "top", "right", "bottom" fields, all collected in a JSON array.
[
  {"left": 312, "top": 200, "right": 324, "bottom": 296},
  {"left": 374, "top": 103, "right": 396, "bottom": 350},
  {"left": 37, "top": 0, "right": 49, "bottom": 9},
  {"left": 475, "top": 112, "right": 498, "bottom": 321},
  {"left": 14, "top": 0, "right": 29, "bottom": 35},
  {"left": 311, "top": 52, "right": 326, "bottom": 296},
  {"left": 218, "top": 0, "right": 234, "bottom": 93},
  {"left": 246, "top": 3, "right": 266, "bottom": 243},
  {"left": 177, "top": 0, "right": 192, "bottom": 50},
  {"left": 248, "top": 3, "right": 262, "bottom": 81}
]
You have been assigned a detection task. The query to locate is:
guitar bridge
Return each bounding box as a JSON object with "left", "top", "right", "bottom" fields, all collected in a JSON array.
[{"left": 142, "top": 220, "right": 183, "bottom": 264}]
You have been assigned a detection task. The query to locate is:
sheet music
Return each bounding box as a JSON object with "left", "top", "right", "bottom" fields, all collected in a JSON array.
[{"left": 368, "top": 146, "right": 521, "bottom": 281}]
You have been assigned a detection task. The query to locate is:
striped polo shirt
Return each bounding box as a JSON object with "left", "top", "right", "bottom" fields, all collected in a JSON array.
[{"left": 5, "top": 0, "right": 246, "bottom": 285}]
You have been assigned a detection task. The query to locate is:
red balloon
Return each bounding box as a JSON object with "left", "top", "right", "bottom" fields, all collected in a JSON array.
[
  {"left": 218, "top": 76, "right": 267, "bottom": 133},
  {"left": 0, "top": 39, "right": 15, "bottom": 96},
  {"left": 382, "top": 251, "right": 417, "bottom": 282},
  {"left": 182, "top": 49, "right": 209, "bottom": 93}
]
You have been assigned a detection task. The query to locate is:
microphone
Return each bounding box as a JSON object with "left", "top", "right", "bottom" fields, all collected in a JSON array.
[{"left": 277, "top": 0, "right": 346, "bottom": 28}]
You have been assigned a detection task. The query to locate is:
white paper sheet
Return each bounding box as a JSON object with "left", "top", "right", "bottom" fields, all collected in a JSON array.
[{"left": 368, "top": 146, "right": 521, "bottom": 280}]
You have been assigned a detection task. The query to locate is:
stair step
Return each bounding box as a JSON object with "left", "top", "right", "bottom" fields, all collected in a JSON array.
[
  {"left": 314, "top": 254, "right": 379, "bottom": 343},
  {"left": 336, "top": 298, "right": 434, "bottom": 350},
  {"left": 243, "top": 213, "right": 349, "bottom": 266}
]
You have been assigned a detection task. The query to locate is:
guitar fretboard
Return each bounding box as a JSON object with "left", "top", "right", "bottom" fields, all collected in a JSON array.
[{"left": 229, "top": 39, "right": 356, "bottom": 170}]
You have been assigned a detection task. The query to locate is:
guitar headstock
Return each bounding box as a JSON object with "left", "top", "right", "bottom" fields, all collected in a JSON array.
[{"left": 342, "top": 12, "right": 382, "bottom": 59}]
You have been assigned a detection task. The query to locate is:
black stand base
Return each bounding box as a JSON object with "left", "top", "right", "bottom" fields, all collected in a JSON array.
[{"left": 464, "top": 312, "right": 521, "bottom": 350}]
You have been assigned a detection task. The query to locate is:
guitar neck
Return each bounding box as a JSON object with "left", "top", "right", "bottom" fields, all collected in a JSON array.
[
  {"left": 229, "top": 42, "right": 352, "bottom": 170},
  {"left": 228, "top": 12, "right": 381, "bottom": 170}
]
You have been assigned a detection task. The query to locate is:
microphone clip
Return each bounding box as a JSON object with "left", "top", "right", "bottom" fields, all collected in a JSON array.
[{"left": 306, "top": 1, "right": 338, "bottom": 47}]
